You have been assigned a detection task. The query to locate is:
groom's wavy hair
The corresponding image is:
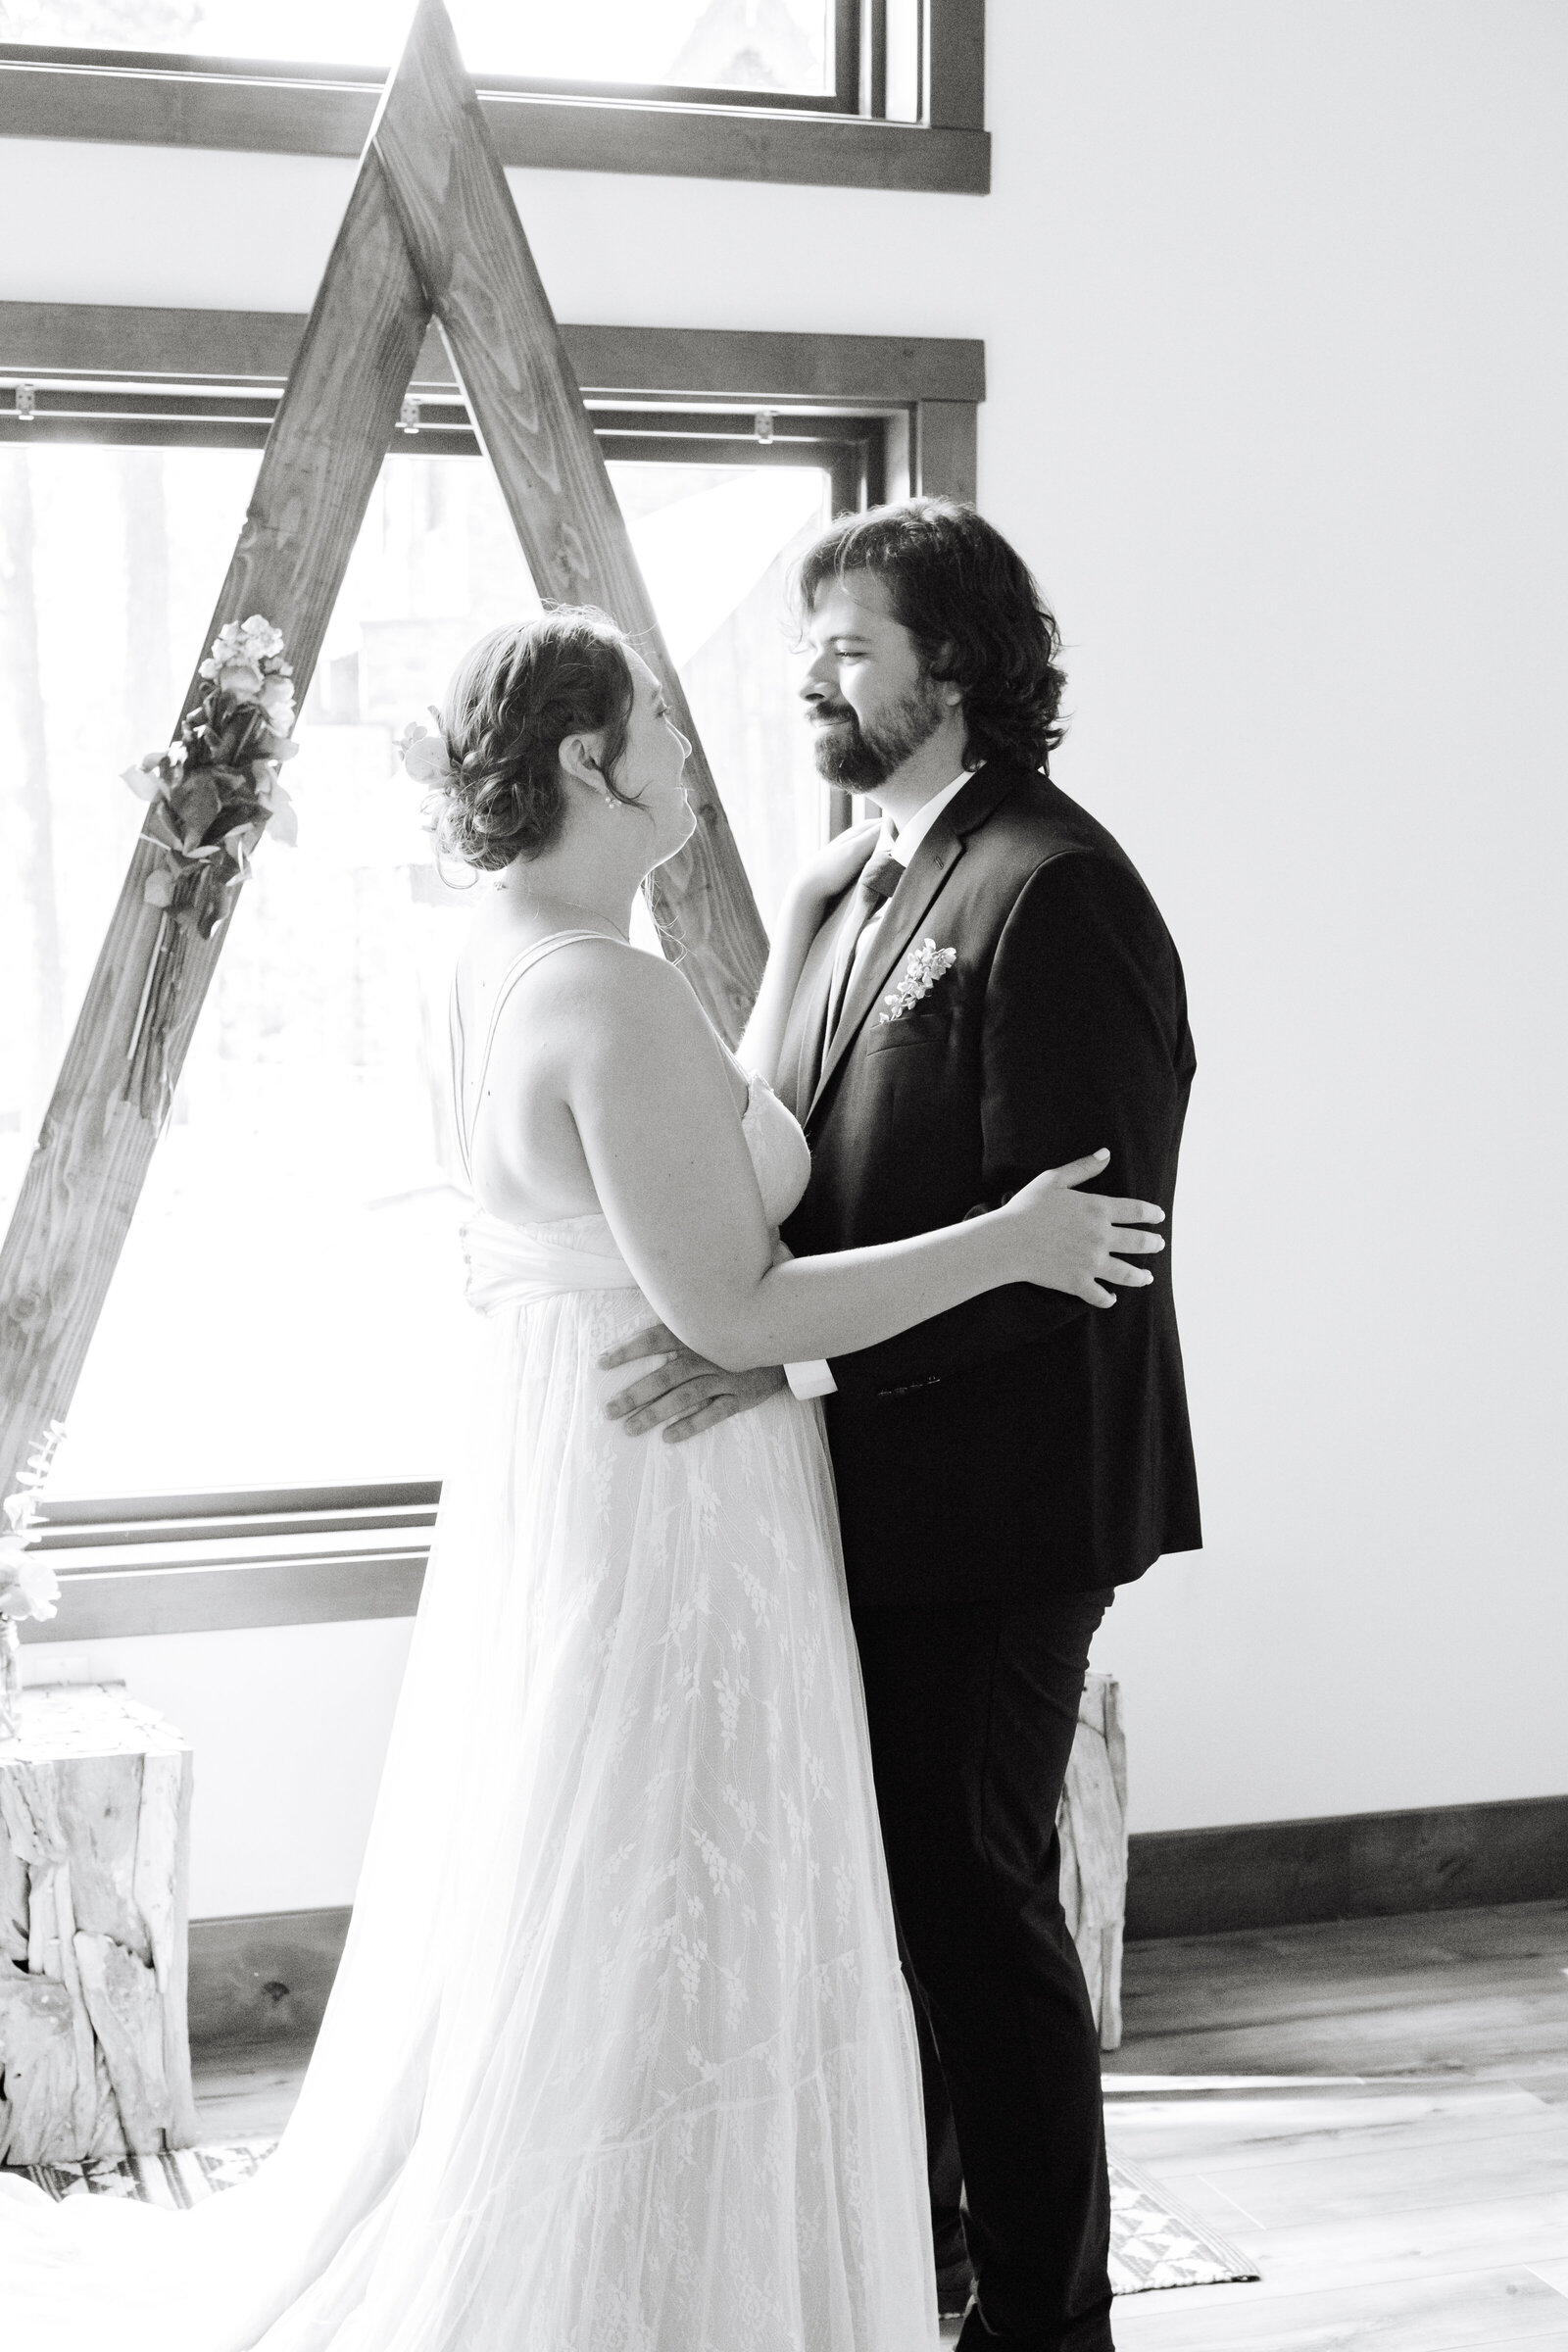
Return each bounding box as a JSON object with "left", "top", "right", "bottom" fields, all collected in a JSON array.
[
  {"left": 432, "top": 608, "right": 641, "bottom": 869},
  {"left": 794, "top": 499, "right": 1067, "bottom": 773}
]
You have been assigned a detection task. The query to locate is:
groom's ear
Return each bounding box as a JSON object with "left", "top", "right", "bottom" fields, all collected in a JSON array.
[{"left": 931, "top": 646, "right": 962, "bottom": 710}]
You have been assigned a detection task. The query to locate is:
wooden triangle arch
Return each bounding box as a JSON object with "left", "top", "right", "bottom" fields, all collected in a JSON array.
[{"left": 0, "top": 0, "right": 768, "bottom": 1498}]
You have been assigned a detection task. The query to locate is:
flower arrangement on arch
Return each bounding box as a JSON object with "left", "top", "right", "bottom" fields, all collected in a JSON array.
[
  {"left": 120, "top": 615, "right": 299, "bottom": 1122},
  {"left": 122, "top": 614, "right": 300, "bottom": 943}
]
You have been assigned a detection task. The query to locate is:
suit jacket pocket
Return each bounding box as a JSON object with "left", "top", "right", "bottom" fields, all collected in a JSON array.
[{"left": 864, "top": 1012, "right": 952, "bottom": 1054}]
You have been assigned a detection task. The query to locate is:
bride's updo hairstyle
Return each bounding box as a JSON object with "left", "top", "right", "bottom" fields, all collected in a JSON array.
[{"left": 430, "top": 608, "right": 641, "bottom": 870}]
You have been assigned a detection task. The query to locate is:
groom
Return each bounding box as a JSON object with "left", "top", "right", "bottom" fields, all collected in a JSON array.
[{"left": 608, "top": 499, "right": 1200, "bottom": 2352}]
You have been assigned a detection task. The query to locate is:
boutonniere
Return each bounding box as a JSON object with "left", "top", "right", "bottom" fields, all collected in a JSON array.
[{"left": 879, "top": 938, "right": 958, "bottom": 1024}]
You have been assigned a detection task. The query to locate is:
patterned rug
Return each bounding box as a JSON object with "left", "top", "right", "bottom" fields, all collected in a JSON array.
[
  {"left": 1107, "top": 2151, "right": 1258, "bottom": 2294},
  {"left": 11, "top": 2141, "right": 1258, "bottom": 2296},
  {"left": 13, "top": 2139, "right": 276, "bottom": 2211}
]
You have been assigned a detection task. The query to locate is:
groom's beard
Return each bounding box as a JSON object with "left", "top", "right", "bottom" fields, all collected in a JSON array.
[{"left": 809, "top": 673, "right": 949, "bottom": 790}]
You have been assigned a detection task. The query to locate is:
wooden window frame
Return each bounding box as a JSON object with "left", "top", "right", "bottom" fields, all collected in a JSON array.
[
  {"left": 5, "top": 300, "right": 981, "bottom": 1646},
  {"left": 0, "top": 301, "right": 981, "bottom": 509},
  {"left": 25, "top": 1485, "right": 439, "bottom": 1642},
  {"left": 0, "top": 1, "right": 987, "bottom": 194}
]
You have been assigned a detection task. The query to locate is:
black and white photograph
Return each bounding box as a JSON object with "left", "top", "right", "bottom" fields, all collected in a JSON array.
[{"left": 0, "top": 5, "right": 1564, "bottom": 2348}]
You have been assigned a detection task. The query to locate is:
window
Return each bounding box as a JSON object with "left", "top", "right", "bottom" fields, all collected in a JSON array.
[
  {"left": 0, "top": 2, "right": 984, "bottom": 191},
  {"left": 0, "top": 305, "right": 979, "bottom": 1627},
  {"left": 0, "top": 413, "right": 855, "bottom": 1498},
  {"left": 4, "top": 1, "right": 842, "bottom": 99}
]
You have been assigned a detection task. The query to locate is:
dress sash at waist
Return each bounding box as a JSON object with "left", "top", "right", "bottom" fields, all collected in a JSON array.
[{"left": 462, "top": 1207, "right": 641, "bottom": 1315}]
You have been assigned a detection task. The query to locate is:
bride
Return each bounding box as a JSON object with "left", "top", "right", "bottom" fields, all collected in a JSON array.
[{"left": 0, "top": 609, "right": 1163, "bottom": 2352}]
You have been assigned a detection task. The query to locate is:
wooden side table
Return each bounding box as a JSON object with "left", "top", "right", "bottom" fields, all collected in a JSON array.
[
  {"left": 0, "top": 1683, "right": 199, "bottom": 2165},
  {"left": 1058, "top": 1671, "right": 1129, "bottom": 2053}
]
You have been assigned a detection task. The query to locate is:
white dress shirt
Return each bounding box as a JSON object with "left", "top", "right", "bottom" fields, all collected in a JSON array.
[{"left": 784, "top": 771, "right": 974, "bottom": 1403}]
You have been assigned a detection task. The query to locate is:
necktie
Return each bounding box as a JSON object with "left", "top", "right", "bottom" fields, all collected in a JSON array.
[{"left": 822, "top": 846, "right": 903, "bottom": 1061}]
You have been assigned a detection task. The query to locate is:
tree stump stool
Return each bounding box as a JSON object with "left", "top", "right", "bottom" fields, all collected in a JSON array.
[
  {"left": 1057, "top": 1671, "right": 1128, "bottom": 2053},
  {"left": 0, "top": 1683, "right": 199, "bottom": 2165}
]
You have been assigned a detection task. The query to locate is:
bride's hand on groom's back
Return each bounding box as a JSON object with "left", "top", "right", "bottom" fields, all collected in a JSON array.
[
  {"left": 600, "top": 1324, "right": 787, "bottom": 1444},
  {"left": 1001, "top": 1151, "right": 1167, "bottom": 1308}
]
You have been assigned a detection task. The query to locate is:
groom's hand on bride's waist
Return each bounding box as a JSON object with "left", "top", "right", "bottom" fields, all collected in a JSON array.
[{"left": 600, "top": 1324, "right": 786, "bottom": 1445}]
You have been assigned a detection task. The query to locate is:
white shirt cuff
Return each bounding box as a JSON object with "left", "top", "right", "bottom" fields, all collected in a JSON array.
[{"left": 784, "top": 1358, "right": 838, "bottom": 1400}]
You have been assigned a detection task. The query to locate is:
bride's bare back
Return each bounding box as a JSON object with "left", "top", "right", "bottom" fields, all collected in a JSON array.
[{"left": 455, "top": 909, "right": 747, "bottom": 1227}]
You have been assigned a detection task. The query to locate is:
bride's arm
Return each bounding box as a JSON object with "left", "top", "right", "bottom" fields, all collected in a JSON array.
[
  {"left": 564, "top": 952, "right": 1162, "bottom": 1376},
  {"left": 736, "top": 820, "right": 880, "bottom": 1085}
]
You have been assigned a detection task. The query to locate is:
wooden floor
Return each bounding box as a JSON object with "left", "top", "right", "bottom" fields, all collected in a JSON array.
[{"left": 193, "top": 1898, "right": 1568, "bottom": 2350}]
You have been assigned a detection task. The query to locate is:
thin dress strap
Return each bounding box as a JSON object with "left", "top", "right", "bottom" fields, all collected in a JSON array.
[{"left": 451, "top": 929, "right": 631, "bottom": 1185}]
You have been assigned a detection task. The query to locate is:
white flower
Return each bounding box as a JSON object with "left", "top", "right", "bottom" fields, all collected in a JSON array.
[
  {"left": 200, "top": 624, "right": 239, "bottom": 677},
  {"left": 122, "top": 751, "right": 170, "bottom": 799},
  {"left": 398, "top": 720, "right": 455, "bottom": 785},
  {"left": 200, "top": 616, "right": 290, "bottom": 699},
  {"left": 258, "top": 676, "right": 296, "bottom": 728},
  {"left": 238, "top": 614, "right": 285, "bottom": 662},
  {"left": 4, "top": 1459, "right": 57, "bottom": 1531},
  {"left": 0, "top": 1546, "right": 59, "bottom": 1624},
  {"left": 260, "top": 778, "right": 298, "bottom": 848}
]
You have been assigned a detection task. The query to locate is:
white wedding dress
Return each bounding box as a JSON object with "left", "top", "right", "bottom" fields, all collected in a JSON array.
[{"left": 0, "top": 931, "right": 939, "bottom": 2352}]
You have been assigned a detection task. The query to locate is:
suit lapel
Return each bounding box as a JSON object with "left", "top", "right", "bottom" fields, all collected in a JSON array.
[
  {"left": 778, "top": 886, "right": 852, "bottom": 1121},
  {"left": 804, "top": 760, "right": 1027, "bottom": 1128},
  {"left": 806, "top": 831, "right": 961, "bottom": 1123}
]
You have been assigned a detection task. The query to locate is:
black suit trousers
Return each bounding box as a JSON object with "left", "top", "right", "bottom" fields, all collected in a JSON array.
[{"left": 852, "top": 1591, "right": 1116, "bottom": 2352}]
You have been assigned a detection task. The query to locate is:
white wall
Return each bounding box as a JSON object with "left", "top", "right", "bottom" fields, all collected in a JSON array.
[
  {"left": 7, "top": 1, "right": 1567, "bottom": 1891},
  {"left": 21, "top": 1622, "right": 414, "bottom": 1915}
]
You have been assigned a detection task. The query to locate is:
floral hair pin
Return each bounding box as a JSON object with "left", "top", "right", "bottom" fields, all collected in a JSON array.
[
  {"left": 398, "top": 710, "right": 456, "bottom": 785},
  {"left": 879, "top": 938, "right": 958, "bottom": 1024}
]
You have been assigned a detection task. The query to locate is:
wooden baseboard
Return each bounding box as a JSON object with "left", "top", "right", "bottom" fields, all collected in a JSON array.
[
  {"left": 188, "top": 1907, "right": 351, "bottom": 2052},
  {"left": 187, "top": 1795, "right": 1568, "bottom": 2049},
  {"left": 1125, "top": 1793, "right": 1568, "bottom": 1941}
]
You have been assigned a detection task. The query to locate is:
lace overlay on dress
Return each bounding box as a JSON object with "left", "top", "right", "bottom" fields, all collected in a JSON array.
[{"left": 0, "top": 933, "right": 937, "bottom": 2352}]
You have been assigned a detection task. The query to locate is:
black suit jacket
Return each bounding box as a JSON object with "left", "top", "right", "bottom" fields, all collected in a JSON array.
[{"left": 778, "top": 759, "right": 1200, "bottom": 1606}]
